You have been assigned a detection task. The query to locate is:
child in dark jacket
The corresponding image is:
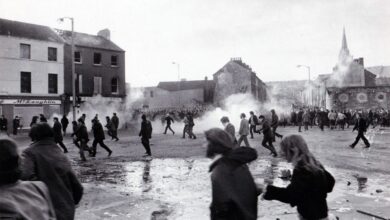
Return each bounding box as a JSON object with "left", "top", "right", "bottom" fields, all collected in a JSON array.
[{"left": 261, "top": 135, "right": 335, "bottom": 220}]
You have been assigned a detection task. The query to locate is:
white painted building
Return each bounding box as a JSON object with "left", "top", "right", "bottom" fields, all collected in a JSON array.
[{"left": 0, "top": 18, "right": 65, "bottom": 130}]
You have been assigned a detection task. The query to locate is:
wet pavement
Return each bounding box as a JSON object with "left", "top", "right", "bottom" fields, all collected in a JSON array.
[{"left": 9, "top": 127, "right": 390, "bottom": 219}]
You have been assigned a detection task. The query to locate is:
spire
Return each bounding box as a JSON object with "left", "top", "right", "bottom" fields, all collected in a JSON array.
[
  {"left": 339, "top": 27, "right": 350, "bottom": 61},
  {"left": 341, "top": 27, "right": 348, "bottom": 51}
]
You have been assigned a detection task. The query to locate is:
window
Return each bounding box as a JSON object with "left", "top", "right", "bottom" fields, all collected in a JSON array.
[
  {"left": 20, "top": 44, "right": 31, "bottom": 59},
  {"left": 74, "top": 51, "right": 82, "bottom": 63},
  {"left": 150, "top": 91, "right": 154, "bottom": 98},
  {"left": 48, "top": 47, "right": 57, "bottom": 61},
  {"left": 48, "top": 74, "right": 58, "bottom": 94},
  {"left": 93, "top": 53, "right": 102, "bottom": 65},
  {"left": 78, "top": 74, "right": 83, "bottom": 93},
  {"left": 93, "top": 77, "right": 102, "bottom": 94},
  {"left": 20, "top": 72, "right": 31, "bottom": 93},
  {"left": 111, "top": 78, "right": 119, "bottom": 94},
  {"left": 111, "top": 55, "right": 118, "bottom": 66}
]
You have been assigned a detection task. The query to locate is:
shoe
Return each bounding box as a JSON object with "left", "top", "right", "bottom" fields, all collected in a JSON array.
[
  {"left": 364, "top": 144, "right": 370, "bottom": 148},
  {"left": 81, "top": 158, "right": 87, "bottom": 162},
  {"left": 163, "top": 133, "right": 166, "bottom": 135},
  {"left": 115, "top": 138, "right": 119, "bottom": 142},
  {"left": 142, "top": 153, "right": 149, "bottom": 157},
  {"left": 173, "top": 132, "right": 175, "bottom": 135},
  {"left": 349, "top": 145, "right": 354, "bottom": 149},
  {"left": 108, "top": 151, "right": 112, "bottom": 157},
  {"left": 272, "top": 152, "right": 278, "bottom": 157},
  {"left": 280, "top": 135, "right": 283, "bottom": 139},
  {"left": 64, "top": 150, "right": 68, "bottom": 153}
]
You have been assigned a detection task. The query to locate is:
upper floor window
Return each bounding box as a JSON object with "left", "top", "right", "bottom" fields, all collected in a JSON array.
[
  {"left": 20, "top": 72, "right": 31, "bottom": 93},
  {"left": 48, "top": 47, "right": 57, "bottom": 61},
  {"left": 93, "top": 53, "right": 102, "bottom": 65},
  {"left": 111, "top": 78, "right": 119, "bottom": 94},
  {"left": 74, "top": 51, "right": 82, "bottom": 63},
  {"left": 48, "top": 74, "right": 58, "bottom": 94},
  {"left": 20, "top": 44, "right": 31, "bottom": 59},
  {"left": 111, "top": 55, "right": 118, "bottom": 66}
]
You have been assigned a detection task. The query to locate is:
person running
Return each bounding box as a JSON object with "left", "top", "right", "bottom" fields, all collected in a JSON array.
[
  {"left": 91, "top": 119, "right": 112, "bottom": 157},
  {"left": 205, "top": 128, "right": 259, "bottom": 220},
  {"left": 220, "top": 116, "right": 237, "bottom": 146},
  {"left": 257, "top": 115, "right": 277, "bottom": 157},
  {"left": 163, "top": 113, "right": 175, "bottom": 135},
  {"left": 328, "top": 110, "right": 337, "bottom": 130},
  {"left": 73, "top": 119, "right": 90, "bottom": 161},
  {"left": 111, "top": 113, "right": 120, "bottom": 141},
  {"left": 0, "top": 138, "right": 56, "bottom": 220},
  {"left": 349, "top": 113, "right": 370, "bottom": 149},
  {"left": 248, "top": 111, "right": 259, "bottom": 139},
  {"left": 182, "top": 115, "right": 190, "bottom": 139},
  {"left": 61, "top": 115, "right": 69, "bottom": 135},
  {"left": 261, "top": 135, "right": 335, "bottom": 220},
  {"left": 270, "top": 109, "right": 283, "bottom": 140},
  {"left": 53, "top": 117, "right": 68, "bottom": 153},
  {"left": 139, "top": 114, "right": 153, "bottom": 157},
  {"left": 237, "top": 113, "right": 251, "bottom": 147}
]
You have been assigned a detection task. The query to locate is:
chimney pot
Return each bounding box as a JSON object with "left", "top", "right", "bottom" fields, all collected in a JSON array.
[{"left": 97, "top": 29, "right": 111, "bottom": 40}]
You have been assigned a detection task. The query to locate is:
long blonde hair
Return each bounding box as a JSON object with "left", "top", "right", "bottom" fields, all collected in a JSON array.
[{"left": 280, "top": 135, "right": 323, "bottom": 172}]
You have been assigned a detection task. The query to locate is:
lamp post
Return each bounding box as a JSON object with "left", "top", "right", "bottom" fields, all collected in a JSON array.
[
  {"left": 297, "top": 65, "right": 311, "bottom": 106},
  {"left": 58, "top": 17, "right": 76, "bottom": 121}
]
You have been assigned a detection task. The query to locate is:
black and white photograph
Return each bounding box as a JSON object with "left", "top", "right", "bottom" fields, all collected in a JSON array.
[{"left": 1, "top": 0, "right": 390, "bottom": 219}]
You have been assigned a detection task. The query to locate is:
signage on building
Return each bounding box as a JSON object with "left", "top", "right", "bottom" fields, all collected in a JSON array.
[{"left": 0, "top": 99, "right": 61, "bottom": 105}]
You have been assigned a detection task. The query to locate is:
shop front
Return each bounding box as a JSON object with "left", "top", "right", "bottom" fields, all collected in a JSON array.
[{"left": 0, "top": 96, "right": 63, "bottom": 132}]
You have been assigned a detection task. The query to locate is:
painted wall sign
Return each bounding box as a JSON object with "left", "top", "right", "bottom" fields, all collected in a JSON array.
[{"left": 0, "top": 99, "right": 61, "bottom": 105}]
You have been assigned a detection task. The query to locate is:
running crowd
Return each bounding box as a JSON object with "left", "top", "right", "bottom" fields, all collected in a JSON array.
[{"left": 0, "top": 106, "right": 380, "bottom": 219}]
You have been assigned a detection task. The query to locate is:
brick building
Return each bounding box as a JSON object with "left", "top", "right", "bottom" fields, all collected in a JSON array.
[
  {"left": 213, "top": 58, "right": 268, "bottom": 105},
  {"left": 57, "top": 29, "right": 125, "bottom": 114},
  {"left": 0, "top": 18, "right": 65, "bottom": 131}
]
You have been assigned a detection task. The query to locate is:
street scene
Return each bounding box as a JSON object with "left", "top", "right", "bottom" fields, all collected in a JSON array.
[{"left": 1, "top": 0, "right": 390, "bottom": 220}]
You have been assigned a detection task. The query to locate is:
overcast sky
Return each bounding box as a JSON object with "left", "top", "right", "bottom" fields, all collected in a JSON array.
[{"left": 1, "top": 0, "right": 390, "bottom": 87}]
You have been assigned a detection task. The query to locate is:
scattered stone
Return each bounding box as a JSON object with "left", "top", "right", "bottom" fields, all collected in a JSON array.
[
  {"left": 376, "top": 189, "right": 383, "bottom": 193},
  {"left": 347, "top": 181, "right": 351, "bottom": 186}
]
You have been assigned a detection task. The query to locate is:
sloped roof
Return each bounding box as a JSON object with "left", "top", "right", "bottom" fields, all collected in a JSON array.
[
  {"left": 214, "top": 59, "right": 256, "bottom": 76},
  {"left": 57, "top": 30, "right": 124, "bottom": 52},
  {"left": 366, "top": 66, "right": 390, "bottom": 78},
  {"left": 376, "top": 77, "right": 390, "bottom": 86},
  {"left": 0, "top": 18, "right": 64, "bottom": 43},
  {"left": 157, "top": 80, "right": 215, "bottom": 92}
]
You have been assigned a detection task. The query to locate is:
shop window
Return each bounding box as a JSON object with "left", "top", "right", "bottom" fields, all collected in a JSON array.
[
  {"left": 74, "top": 51, "right": 82, "bottom": 63},
  {"left": 94, "top": 53, "right": 102, "bottom": 65},
  {"left": 48, "top": 47, "right": 57, "bottom": 61},
  {"left": 20, "top": 72, "right": 31, "bottom": 93},
  {"left": 48, "top": 74, "right": 58, "bottom": 94},
  {"left": 111, "top": 78, "right": 119, "bottom": 94},
  {"left": 20, "top": 44, "right": 31, "bottom": 59},
  {"left": 111, "top": 55, "right": 118, "bottom": 66}
]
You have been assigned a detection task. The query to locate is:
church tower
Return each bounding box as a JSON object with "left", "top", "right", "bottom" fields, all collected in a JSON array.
[{"left": 338, "top": 28, "right": 352, "bottom": 64}]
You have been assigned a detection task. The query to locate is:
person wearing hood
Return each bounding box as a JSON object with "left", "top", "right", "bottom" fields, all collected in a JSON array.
[
  {"left": 21, "top": 123, "right": 83, "bottom": 220},
  {"left": 205, "top": 128, "right": 259, "bottom": 220},
  {"left": 261, "top": 135, "right": 335, "bottom": 220}
]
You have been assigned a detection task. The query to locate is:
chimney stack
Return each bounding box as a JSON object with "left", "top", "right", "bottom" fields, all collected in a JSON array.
[{"left": 97, "top": 29, "right": 110, "bottom": 40}]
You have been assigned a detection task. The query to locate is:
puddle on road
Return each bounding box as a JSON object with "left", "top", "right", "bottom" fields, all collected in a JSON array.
[{"left": 76, "top": 157, "right": 390, "bottom": 219}]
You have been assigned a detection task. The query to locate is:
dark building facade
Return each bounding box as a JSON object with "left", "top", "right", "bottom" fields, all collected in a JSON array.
[{"left": 57, "top": 29, "right": 125, "bottom": 114}]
